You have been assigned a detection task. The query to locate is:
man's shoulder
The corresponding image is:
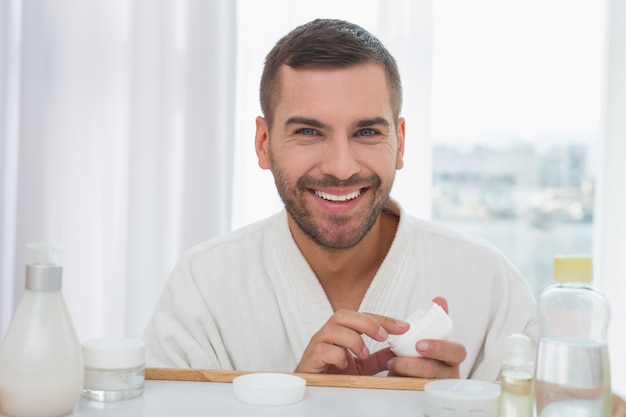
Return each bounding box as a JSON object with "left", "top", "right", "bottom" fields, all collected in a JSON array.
[
  {"left": 398, "top": 210, "right": 517, "bottom": 272},
  {"left": 395, "top": 205, "right": 498, "bottom": 252},
  {"left": 180, "top": 211, "right": 286, "bottom": 263},
  {"left": 388, "top": 198, "right": 506, "bottom": 260},
  {"left": 407, "top": 215, "right": 496, "bottom": 248}
]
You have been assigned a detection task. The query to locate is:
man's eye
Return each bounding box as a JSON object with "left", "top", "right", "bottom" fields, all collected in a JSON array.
[
  {"left": 358, "top": 128, "right": 378, "bottom": 137},
  {"left": 296, "top": 128, "right": 318, "bottom": 136}
]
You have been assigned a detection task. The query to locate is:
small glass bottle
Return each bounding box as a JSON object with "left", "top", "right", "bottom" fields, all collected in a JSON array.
[
  {"left": 535, "top": 255, "right": 612, "bottom": 417},
  {"left": 81, "top": 338, "right": 145, "bottom": 402},
  {"left": 499, "top": 334, "right": 534, "bottom": 417}
]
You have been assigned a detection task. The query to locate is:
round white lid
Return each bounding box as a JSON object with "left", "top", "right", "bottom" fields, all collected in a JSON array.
[
  {"left": 388, "top": 302, "right": 453, "bottom": 357},
  {"left": 82, "top": 338, "right": 145, "bottom": 370},
  {"left": 233, "top": 373, "right": 306, "bottom": 406},
  {"left": 424, "top": 379, "right": 501, "bottom": 417}
]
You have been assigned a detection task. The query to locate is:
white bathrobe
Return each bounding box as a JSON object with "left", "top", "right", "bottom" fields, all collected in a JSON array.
[{"left": 144, "top": 200, "right": 537, "bottom": 380}]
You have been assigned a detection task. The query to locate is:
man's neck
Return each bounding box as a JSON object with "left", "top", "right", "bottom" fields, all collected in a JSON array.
[{"left": 288, "top": 211, "right": 399, "bottom": 311}]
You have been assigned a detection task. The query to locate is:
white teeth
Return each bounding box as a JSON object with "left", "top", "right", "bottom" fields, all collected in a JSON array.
[{"left": 315, "top": 189, "right": 361, "bottom": 202}]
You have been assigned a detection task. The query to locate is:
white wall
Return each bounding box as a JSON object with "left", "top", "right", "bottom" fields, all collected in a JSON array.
[{"left": 595, "top": 0, "right": 626, "bottom": 397}]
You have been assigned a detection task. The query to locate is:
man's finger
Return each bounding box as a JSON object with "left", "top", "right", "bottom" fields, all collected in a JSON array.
[
  {"left": 432, "top": 297, "right": 449, "bottom": 314},
  {"left": 356, "top": 347, "right": 396, "bottom": 375},
  {"left": 388, "top": 356, "right": 460, "bottom": 379},
  {"left": 416, "top": 339, "right": 466, "bottom": 367},
  {"left": 364, "top": 312, "right": 410, "bottom": 336}
]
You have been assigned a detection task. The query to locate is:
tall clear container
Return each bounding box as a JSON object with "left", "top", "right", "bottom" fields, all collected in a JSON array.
[
  {"left": 535, "top": 255, "right": 612, "bottom": 417},
  {"left": 0, "top": 243, "right": 84, "bottom": 417}
]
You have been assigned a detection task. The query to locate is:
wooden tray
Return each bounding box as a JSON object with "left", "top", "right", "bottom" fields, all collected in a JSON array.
[{"left": 146, "top": 367, "right": 430, "bottom": 391}]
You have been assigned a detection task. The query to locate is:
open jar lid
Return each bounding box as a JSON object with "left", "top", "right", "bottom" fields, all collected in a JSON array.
[
  {"left": 82, "top": 338, "right": 145, "bottom": 370},
  {"left": 424, "top": 379, "right": 501, "bottom": 417},
  {"left": 233, "top": 373, "right": 306, "bottom": 406},
  {"left": 388, "top": 302, "right": 453, "bottom": 357}
]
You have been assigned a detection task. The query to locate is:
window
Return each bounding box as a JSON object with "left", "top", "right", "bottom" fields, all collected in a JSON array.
[{"left": 429, "top": 1, "right": 606, "bottom": 297}]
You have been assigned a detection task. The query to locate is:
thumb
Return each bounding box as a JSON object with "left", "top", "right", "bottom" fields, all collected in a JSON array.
[
  {"left": 357, "top": 347, "right": 396, "bottom": 376},
  {"left": 432, "top": 296, "right": 449, "bottom": 314}
]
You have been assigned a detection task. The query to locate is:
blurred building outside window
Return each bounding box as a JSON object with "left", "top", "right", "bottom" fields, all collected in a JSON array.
[{"left": 429, "top": 1, "right": 605, "bottom": 297}]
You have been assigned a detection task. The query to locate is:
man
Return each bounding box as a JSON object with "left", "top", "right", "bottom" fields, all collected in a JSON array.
[{"left": 144, "top": 18, "right": 536, "bottom": 381}]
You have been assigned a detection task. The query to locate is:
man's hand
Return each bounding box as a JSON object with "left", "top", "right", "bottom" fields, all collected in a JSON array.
[
  {"left": 386, "top": 338, "right": 466, "bottom": 378},
  {"left": 296, "top": 297, "right": 467, "bottom": 378},
  {"left": 613, "top": 392, "right": 626, "bottom": 417},
  {"left": 387, "top": 297, "right": 466, "bottom": 379},
  {"left": 295, "top": 310, "right": 410, "bottom": 375}
]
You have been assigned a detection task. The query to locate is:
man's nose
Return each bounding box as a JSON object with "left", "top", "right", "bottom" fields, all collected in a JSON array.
[{"left": 319, "top": 136, "right": 361, "bottom": 180}]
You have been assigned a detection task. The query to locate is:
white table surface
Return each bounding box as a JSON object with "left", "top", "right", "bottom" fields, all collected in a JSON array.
[{"left": 72, "top": 379, "right": 426, "bottom": 417}]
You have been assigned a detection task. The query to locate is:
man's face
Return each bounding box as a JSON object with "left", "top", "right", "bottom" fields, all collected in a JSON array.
[{"left": 255, "top": 63, "right": 405, "bottom": 250}]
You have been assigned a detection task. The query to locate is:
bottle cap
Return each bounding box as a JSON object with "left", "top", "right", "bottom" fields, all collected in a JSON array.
[
  {"left": 387, "top": 302, "right": 453, "bottom": 357},
  {"left": 232, "top": 373, "right": 306, "bottom": 406},
  {"left": 82, "top": 338, "right": 145, "bottom": 370},
  {"left": 25, "top": 242, "right": 63, "bottom": 291},
  {"left": 424, "top": 379, "right": 500, "bottom": 417},
  {"left": 503, "top": 334, "right": 532, "bottom": 366},
  {"left": 554, "top": 255, "right": 592, "bottom": 283}
]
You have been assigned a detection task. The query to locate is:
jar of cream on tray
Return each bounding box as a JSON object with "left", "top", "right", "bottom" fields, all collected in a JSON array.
[{"left": 81, "top": 338, "right": 145, "bottom": 402}]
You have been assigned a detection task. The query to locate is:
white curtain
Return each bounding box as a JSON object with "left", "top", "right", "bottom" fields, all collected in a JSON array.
[
  {"left": 0, "top": 0, "right": 432, "bottom": 343},
  {"left": 0, "top": 0, "right": 21, "bottom": 339},
  {"left": 0, "top": 0, "right": 237, "bottom": 340}
]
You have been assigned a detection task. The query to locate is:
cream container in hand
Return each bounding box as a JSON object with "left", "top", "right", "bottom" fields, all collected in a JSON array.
[
  {"left": 387, "top": 302, "right": 453, "bottom": 357},
  {"left": 81, "top": 338, "right": 145, "bottom": 402}
]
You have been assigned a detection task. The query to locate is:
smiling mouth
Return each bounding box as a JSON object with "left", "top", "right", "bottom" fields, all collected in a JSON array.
[{"left": 314, "top": 189, "right": 362, "bottom": 202}]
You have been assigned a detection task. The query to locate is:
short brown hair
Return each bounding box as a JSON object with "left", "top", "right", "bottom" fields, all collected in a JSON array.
[{"left": 260, "top": 19, "right": 403, "bottom": 129}]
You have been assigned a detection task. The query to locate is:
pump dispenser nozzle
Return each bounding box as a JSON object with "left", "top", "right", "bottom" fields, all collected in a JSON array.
[
  {"left": 25, "top": 241, "right": 64, "bottom": 291},
  {"left": 26, "top": 241, "right": 63, "bottom": 264}
]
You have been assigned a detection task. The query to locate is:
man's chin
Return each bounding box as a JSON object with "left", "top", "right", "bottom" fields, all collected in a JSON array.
[{"left": 309, "top": 228, "right": 365, "bottom": 251}]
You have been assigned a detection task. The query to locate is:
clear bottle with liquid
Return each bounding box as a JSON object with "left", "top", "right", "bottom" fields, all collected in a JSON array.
[
  {"left": 535, "top": 255, "right": 612, "bottom": 417},
  {"left": 499, "top": 333, "right": 534, "bottom": 417},
  {"left": 0, "top": 243, "right": 84, "bottom": 417}
]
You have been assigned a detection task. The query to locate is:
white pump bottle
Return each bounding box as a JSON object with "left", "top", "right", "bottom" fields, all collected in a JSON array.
[{"left": 0, "top": 242, "right": 84, "bottom": 417}]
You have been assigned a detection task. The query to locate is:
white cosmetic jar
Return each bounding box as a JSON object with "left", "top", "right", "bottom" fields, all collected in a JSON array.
[
  {"left": 387, "top": 302, "right": 453, "bottom": 357},
  {"left": 424, "top": 379, "right": 501, "bottom": 417},
  {"left": 233, "top": 373, "right": 307, "bottom": 406},
  {"left": 81, "top": 338, "right": 145, "bottom": 402}
]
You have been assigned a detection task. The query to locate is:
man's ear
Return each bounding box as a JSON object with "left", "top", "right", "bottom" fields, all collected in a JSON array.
[
  {"left": 255, "top": 116, "right": 271, "bottom": 169},
  {"left": 396, "top": 117, "right": 406, "bottom": 170}
]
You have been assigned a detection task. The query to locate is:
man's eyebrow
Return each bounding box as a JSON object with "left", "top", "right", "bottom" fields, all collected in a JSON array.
[
  {"left": 285, "top": 116, "right": 329, "bottom": 129},
  {"left": 285, "top": 116, "right": 390, "bottom": 129},
  {"left": 356, "top": 117, "right": 390, "bottom": 128}
]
